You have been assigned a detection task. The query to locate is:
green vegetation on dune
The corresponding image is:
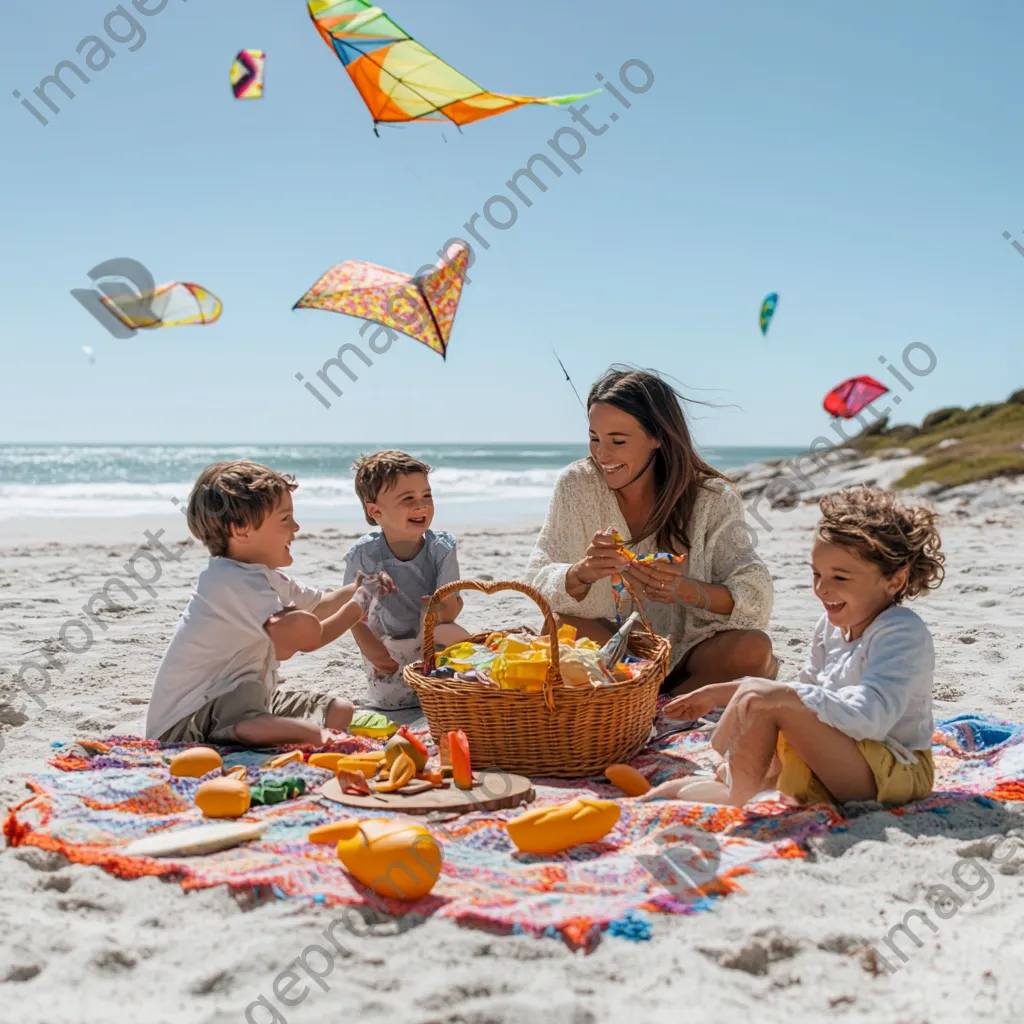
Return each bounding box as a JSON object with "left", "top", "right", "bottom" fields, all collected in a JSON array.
[
  {"left": 898, "top": 450, "right": 1024, "bottom": 489},
  {"left": 857, "top": 391, "right": 1024, "bottom": 490}
]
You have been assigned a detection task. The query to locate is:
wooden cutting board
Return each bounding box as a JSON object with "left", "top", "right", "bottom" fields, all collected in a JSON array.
[{"left": 319, "top": 770, "right": 534, "bottom": 814}]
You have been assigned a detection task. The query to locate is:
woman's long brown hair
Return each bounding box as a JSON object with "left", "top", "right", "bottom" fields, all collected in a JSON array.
[{"left": 587, "top": 366, "right": 729, "bottom": 553}]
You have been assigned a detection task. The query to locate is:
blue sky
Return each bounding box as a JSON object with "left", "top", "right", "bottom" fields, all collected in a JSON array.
[{"left": 1, "top": 0, "right": 1022, "bottom": 446}]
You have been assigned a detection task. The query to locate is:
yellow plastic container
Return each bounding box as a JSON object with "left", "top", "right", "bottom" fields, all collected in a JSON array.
[
  {"left": 333, "top": 819, "right": 444, "bottom": 901},
  {"left": 496, "top": 635, "right": 532, "bottom": 655},
  {"left": 194, "top": 777, "right": 252, "bottom": 819},
  {"left": 169, "top": 747, "right": 223, "bottom": 778},
  {"left": 506, "top": 798, "right": 621, "bottom": 855},
  {"left": 489, "top": 652, "right": 549, "bottom": 691}
]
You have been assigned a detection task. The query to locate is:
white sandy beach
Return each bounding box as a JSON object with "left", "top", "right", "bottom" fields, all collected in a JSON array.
[{"left": 2, "top": 453, "right": 1023, "bottom": 1024}]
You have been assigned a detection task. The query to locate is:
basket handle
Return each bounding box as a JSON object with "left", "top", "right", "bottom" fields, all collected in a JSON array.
[
  {"left": 612, "top": 572, "right": 657, "bottom": 637},
  {"left": 421, "top": 579, "right": 561, "bottom": 711}
]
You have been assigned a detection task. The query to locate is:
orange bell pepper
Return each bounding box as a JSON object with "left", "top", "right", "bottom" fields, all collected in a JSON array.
[{"left": 448, "top": 730, "right": 472, "bottom": 790}]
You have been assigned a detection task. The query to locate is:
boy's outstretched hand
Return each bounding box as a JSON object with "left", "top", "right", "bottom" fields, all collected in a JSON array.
[
  {"left": 354, "top": 569, "right": 397, "bottom": 594},
  {"left": 352, "top": 571, "right": 397, "bottom": 617},
  {"left": 663, "top": 681, "right": 740, "bottom": 721},
  {"left": 350, "top": 572, "right": 400, "bottom": 675},
  {"left": 663, "top": 685, "right": 719, "bottom": 721}
]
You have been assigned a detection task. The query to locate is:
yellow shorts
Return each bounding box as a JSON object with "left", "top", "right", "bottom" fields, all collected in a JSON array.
[{"left": 776, "top": 735, "right": 934, "bottom": 807}]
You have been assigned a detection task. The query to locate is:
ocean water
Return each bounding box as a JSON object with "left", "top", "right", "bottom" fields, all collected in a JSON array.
[{"left": 0, "top": 444, "right": 802, "bottom": 521}]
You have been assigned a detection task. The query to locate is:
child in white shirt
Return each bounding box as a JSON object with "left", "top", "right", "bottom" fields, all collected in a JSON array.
[
  {"left": 147, "top": 461, "right": 393, "bottom": 748},
  {"left": 647, "top": 486, "right": 945, "bottom": 807}
]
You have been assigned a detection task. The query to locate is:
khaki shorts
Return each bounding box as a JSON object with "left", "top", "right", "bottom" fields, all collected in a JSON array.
[
  {"left": 158, "top": 680, "right": 337, "bottom": 745},
  {"left": 776, "top": 734, "right": 934, "bottom": 807}
]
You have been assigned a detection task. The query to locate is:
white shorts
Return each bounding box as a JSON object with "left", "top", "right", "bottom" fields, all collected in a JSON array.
[{"left": 360, "top": 636, "right": 422, "bottom": 711}]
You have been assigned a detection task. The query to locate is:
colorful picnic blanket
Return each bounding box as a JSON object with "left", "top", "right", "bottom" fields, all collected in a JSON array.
[{"left": 5, "top": 715, "right": 1023, "bottom": 952}]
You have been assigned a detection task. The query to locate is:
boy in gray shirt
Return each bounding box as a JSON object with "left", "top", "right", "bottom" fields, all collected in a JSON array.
[{"left": 344, "top": 450, "right": 471, "bottom": 710}]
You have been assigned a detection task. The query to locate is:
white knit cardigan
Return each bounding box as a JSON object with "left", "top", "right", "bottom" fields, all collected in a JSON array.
[{"left": 525, "top": 459, "right": 774, "bottom": 673}]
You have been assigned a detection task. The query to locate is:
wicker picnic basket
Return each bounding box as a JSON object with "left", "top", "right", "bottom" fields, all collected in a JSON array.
[{"left": 404, "top": 579, "right": 670, "bottom": 779}]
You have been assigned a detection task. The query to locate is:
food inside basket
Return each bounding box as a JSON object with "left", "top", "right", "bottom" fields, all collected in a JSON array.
[{"left": 428, "top": 621, "right": 652, "bottom": 690}]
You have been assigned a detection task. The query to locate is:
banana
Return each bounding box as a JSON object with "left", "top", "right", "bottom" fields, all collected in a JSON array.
[
  {"left": 262, "top": 750, "right": 305, "bottom": 770},
  {"left": 308, "top": 752, "right": 384, "bottom": 774},
  {"left": 372, "top": 751, "right": 416, "bottom": 792}
]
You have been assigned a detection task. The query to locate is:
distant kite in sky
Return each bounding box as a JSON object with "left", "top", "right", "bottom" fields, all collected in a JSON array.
[
  {"left": 294, "top": 242, "right": 471, "bottom": 359},
  {"left": 759, "top": 292, "right": 778, "bottom": 335},
  {"left": 307, "top": 0, "right": 599, "bottom": 134},
  {"left": 231, "top": 50, "right": 265, "bottom": 99},
  {"left": 100, "top": 282, "right": 223, "bottom": 330},
  {"left": 823, "top": 375, "right": 890, "bottom": 419},
  {"left": 82, "top": 345, "right": 95, "bottom": 364}
]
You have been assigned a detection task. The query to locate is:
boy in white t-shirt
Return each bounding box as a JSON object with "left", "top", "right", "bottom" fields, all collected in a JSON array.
[{"left": 146, "top": 460, "right": 392, "bottom": 747}]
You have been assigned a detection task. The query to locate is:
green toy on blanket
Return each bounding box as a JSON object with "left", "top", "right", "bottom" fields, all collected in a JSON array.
[{"left": 167, "top": 720, "right": 398, "bottom": 820}]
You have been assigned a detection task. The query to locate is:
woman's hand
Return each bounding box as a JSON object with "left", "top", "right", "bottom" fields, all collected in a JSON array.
[
  {"left": 622, "top": 556, "right": 689, "bottom": 604},
  {"left": 569, "top": 530, "right": 629, "bottom": 587}
]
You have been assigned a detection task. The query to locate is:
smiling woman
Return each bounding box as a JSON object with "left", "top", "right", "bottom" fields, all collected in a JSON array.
[{"left": 525, "top": 367, "right": 777, "bottom": 696}]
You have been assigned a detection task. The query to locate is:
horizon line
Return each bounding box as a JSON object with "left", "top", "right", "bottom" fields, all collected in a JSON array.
[{"left": 0, "top": 440, "right": 809, "bottom": 449}]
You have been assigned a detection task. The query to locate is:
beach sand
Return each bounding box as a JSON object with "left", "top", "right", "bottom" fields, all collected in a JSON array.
[{"left": 2, "top": 460, "right": 1023, "bottom": 1024}]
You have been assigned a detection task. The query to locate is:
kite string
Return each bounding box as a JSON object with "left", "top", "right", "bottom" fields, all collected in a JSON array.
[{"left": 551, "top": 345, "right": 585, "bottom": 410}]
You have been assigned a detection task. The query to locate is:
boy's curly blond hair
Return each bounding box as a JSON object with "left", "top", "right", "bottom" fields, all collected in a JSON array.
[
  {"left": 352, "top": 450, "right": 432, "bottom": 526},
  {"left": 816, "top": 486, "right": 945, "bottom": 602},
  {"left": 188, "top": 461, "right": 297, "bottom": 557}
]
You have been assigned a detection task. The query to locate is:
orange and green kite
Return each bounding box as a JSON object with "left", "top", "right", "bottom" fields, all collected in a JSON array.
[{"left": 307, "top": 0, "right": 599, "bottom": 134}]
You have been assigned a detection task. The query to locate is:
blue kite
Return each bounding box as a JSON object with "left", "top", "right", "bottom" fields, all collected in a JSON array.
[{"left": 759, "top": 292, "right": 778, "bottom": 335}]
